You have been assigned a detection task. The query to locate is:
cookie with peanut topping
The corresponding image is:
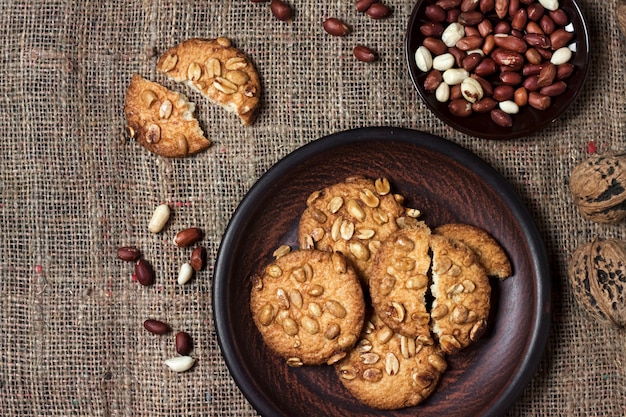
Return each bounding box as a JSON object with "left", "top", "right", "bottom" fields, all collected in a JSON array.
[
  {"left": 434, "top": 223, "right": 512, "bottom": 280},
  {"left": 298, "top": 176, "right": 406, "bottom": 285},
  {"left": 429, "top": 234, "right": 491, "bottom": 355},
  {"left": 334, "top": 311, "right": 447, "bottom": 410},
  {"left": 157, "top": 37, "right": 261, "bottom": 126},
  {"left": 125, "top": 74, "right": 211, "bottom": 158},
  {"left": 369, "top": 225, "right": 433, "bottom": 343},
  {"left": 250, "top": 249, "right": 365, "bottom": 366}
]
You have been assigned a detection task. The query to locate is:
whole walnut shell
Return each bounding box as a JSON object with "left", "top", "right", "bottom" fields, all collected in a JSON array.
[
  {"left": 568, "top": 238, "right": 626, "bottom": 329},
  {"left": 569, "top": 151, "right": 626, "bottom": 223}
]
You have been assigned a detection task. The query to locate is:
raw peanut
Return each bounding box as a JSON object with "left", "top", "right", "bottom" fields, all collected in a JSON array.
[
  {"left": 270, "top": 0, "right": 292, "bottom": 21},
  {"left": 472, "top": 97, "right": 497, "bottom": 112},
  {"left": 449, "top": 46, "right": 467, "bottom": 66},
  {"left": 177, "top": 262, "right": 194, "bottom": 285},
  {"left": 144, "top": 319, "right": 170, "bottom": 335},
  {"left": 471, "top": 74, "right": 493, "bottom": 95},
  {"left": 528, "top": 92, "right": 551, "bottom": 109},
  {"left": 448, "top": 98, "right": 473, "bottom": 116},
  {"left": 495, "top": 0, "right": 509, "bottom": 19},
  {"left": 556, "top": 63, "right": 574, "bottom": 80},
  {"left": 461, "top": 0, "right": 479, "bottom": 12},
  {"left": 423, "top": 37, "right": 448, "bottom": 55},
  {"left": 494, "top": 34, "right": 527, "bottom": 53},
  {"left": 511, "top": 8, "right": 528, "bottom": 30},
  {"left": 190, "top": 246, "right": 207, "bottom": 271},
  {"left": 540, "top": 80, "right": 567, "bottom": 96},
  {"left": 355, "top": 0, "right": 378, "bottom": 12},
  {"left": 462, "top": 53, "right": 483, "bottom": 71},
  {"left": 135, "top": 258, "right": 155, "bottom": 286},
  {"left": 514, "top": 86, "right": 529, "bottom": 106},
  {"left": 164, "top": 356, "right": 195, "bottom": 373},
  {"left": 524, "top": 33, "right": 551, "bottom": 49},
  {"left": 446, "top": 8, "right": 462, "bottom": 23},
  {"left": 549, "top": 9, "right": 569, "bottom": 26},
  {"left": 148, "top": 204, "right": 170, "bottom": 234},
  {"left": 464, "top": 26, "right": 480, "bottom": 37},
  {"left": 491, "top": 108, "right": 513, "bottom": 126},
  {"left": 525, "top": 48, "right": 542, "bottom": 64},
  {"left": 477, "top": 19, "right": 493, "bottom": 37},
  {"left": 175, "top": 331, "right": 194, "bottom": 355},
  {"left": 323, "top": 18, "right": 350, "bottom": 36},
  {"left": 450, "top": 84, "right": 463, "bottom": 99},
  {"left": 420, "top": 22, "right": 445, "bottom": 37},
  {"left": 526, "top": 2, "right": 545, "bottom": 21},
  {"left": 493, "top": 20, "right": 511, "bottom": 34},
  {"left": 549, "top": 29, "right": 574, "bottom": 50},
  {"left": 456, "top": 36, "right": 484, "bottom": 51},
  {"left": 491, "top": 48, "right": 524, "bottom": 68},
  {"left": 366, "top": 2, "right": 391, "bottom": 19},
  {"left": 525, "top": 20, "right": 544, "bottom": 34},
  {"left": 550, "top": 47, "right": 572, "bottom": 65},
  {"left": 499, "top": 71, "right": 523, "bottom": 85},
  {"left": 508, "top": 0, "right": 520, "bottom": 16},
  {"left": 174, "top": 227, "right": 203, "bottom": 247},
  {"left": 425, "top": 4, "right": 447, "bottom": 22},
  {"left": 458, "top": 11, "right": 483, "bottom": 25},
  {"left": 117, "top": 246, "right": 141, "bottom": 262},
  {"left": 474, "top": 57, "right": 497, "bottom": 76},
  {"left": 523, "top": 63, "right": 543, "bottom": 76},
  {"left": 493, "top": 84, "right": 515, "bottom": 101},
  {"left": 353, "top": 45, "right": 377, "bottom": 62},
  {"left": 480, "top": 0, "right": 495, "bottom": 13},
  {"left": 536, "top": 62, "right": 556, "bottom": 87},
  {"left": 437, "top": 0, "right": 462, "bottom": 9},
  {"left": 482, "top": 34, "right": 496, "bottom": 54},
  {"left": 523, "top": 75, "right": 540, "bottom": 91},
  {"left": 535, "top": 46, "right": 553, "bottom": 60},
  {"left": 540, "top": 15, "right": 556, "bottom": 34},
  {"left": 424, "top": 70, "right": 443, "bottom": 91}
]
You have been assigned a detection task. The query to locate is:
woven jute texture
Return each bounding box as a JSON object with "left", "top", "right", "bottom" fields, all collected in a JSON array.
[{"left": 1, "top": 0, "right": 625, "bottom": 415}]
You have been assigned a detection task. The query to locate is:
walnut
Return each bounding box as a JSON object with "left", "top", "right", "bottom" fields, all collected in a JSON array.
[
  {"left": 569, "top": 151, "right": 626, "bottom": 223},
  {"left": 568, "top": 238, "right": 626, "bottom": 330}
]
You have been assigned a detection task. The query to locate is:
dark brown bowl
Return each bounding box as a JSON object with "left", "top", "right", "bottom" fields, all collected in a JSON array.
[
  {"left": 406, "top": 0, "right": 590, "bottom": 140},
  {"left": 213, "top": 127, "right": 550, "bottom": 417}
]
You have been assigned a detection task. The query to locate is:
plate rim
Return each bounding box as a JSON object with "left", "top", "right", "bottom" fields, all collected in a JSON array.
[{"left": 213, "top": 126, "right": 551, "bottom": 417}]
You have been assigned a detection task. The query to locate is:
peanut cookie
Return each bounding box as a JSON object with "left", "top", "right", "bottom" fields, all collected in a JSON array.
[
  {"left": 125, "top": 74, "right": 211, "bottom": 158},
  {"left": 335, "top": 312, "right": 447, "bottom": 410},
  {"left": 369, "top": 225, "right": 433, "bottom": 344},
  {"left": 157, "top": 37, "right": 261, "bottom": 126},
  {"left": 429, "top": 234, "right": 491, "bottom": 355},
  {"left": 435, "top": 223, "right": 512, "bottom": 280},
  {"left": 250, "top": 249, "right": 365, "bottom": 366},
  {"left": 298, "top": 176, "right": 406, "bottom": 285}
]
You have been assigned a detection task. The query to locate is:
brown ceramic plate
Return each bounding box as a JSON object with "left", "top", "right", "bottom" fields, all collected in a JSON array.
[
  {"left": 406, "top": 0, "right": 590, "bottom": 140},
  {"left": 213, "top": 127, "right": 550, "bottom": 416}
]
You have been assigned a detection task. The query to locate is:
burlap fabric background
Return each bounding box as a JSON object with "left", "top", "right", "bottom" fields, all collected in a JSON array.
[{"left": 1, "top": 0, "right": 625, "bottom": 415}]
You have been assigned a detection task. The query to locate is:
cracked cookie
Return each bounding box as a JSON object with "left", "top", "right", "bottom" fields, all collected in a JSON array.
[
  {"left": 157, "top": 37, "right": 261, "bottom": 126},
  {"left": 250, "top": 249, "right": 365, "bottom": 366},
  {"left": 125, "top": 74, "right": 211, "bottom": 158}
]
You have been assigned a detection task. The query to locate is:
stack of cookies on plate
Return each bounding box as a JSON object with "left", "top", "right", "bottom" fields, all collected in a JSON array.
[{"left": 250, "top": 175, "right": 512, "bottom": 410}]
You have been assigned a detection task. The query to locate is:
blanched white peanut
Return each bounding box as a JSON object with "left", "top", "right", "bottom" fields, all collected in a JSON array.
[
  {"left": 443, "top": 68, "right": 469, "bottom": 85},
  {"left": 460, "top": 77, "right": 484, "bottom": 103},
  {"left": 441, "top": 22, "right": 465, "bottom": 47},
  {"left": 177, "top": 262, "right": 194, "bottom": 285},
  {"left": 148, "top": 204, "right": 170, "bottom": 234},
  {"left": 414, "top": 46, "right": 433, "bottom": 72},
  {"left": 539, "top": 0, "right": 559, "bottom": 11},
  {"left": 550, "top": 47, "right": 573, "bottom": 65},
  {"left": 499, "top": 100, "right": 520, "bottom": 114},
  {"left": 432, "top": 53, "right": 456, "bottom": 71},
  {"left": 164, "top": 356, "right": 196, "bottom": 372},
  {"left": 435, "top": 82, "right": 450, "bottom": 102}
]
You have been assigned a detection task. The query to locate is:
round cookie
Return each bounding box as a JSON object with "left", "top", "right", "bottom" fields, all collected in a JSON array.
[
  {"left": 429, "top": 234, "right": 491, "bottom": 355},
  {"left": 250, "top": 249, "right": 365, "bottom": 366},
  {"left": 298, "top": 176, "right": 406, "bottom": 285},
  {"left": 434, "top": 223, "right": 512, "bottom": 280},
  {"left": 157, "top": 37, "right": 261, "bottom": 126},
  {"left": 334, "top": 312, "right": 447, "bottom": 410},
  {"left": 369, "top": 225, "right": 433, "bottom": 344}
]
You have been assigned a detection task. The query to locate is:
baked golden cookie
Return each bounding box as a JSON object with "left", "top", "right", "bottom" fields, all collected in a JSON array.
[
  {"left": 298, "top": 176, "right": 406, "bottom": 285},
  {"left": 369, "top": 225, "right": 433, "bottom": 344},
  {"left": 429, "top": 234, "right": 491, "bottom": 355},
  {"left": 335, "top": 312, "right": 447, "bottom": 410},
  {"left": 250, "top": 249, "right": 365, "bottom": 366},
  {"left": 157, "top": 37, "right": 261, "bottom": 126},
  {"left": 125, "top": 74, "right": 211, "bottom": 158},
  {"left": 435, "top": 223, "right": 512, "bottom": 280}
]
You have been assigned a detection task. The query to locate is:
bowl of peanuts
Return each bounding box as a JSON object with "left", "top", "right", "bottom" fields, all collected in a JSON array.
[{"left": 406, "top": 0, "right": 590, "bottom": 140}]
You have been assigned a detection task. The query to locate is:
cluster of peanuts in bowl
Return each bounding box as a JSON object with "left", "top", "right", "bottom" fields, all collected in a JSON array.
[{"left": 414, "top": 0, "right": 577, "bottom": 128}]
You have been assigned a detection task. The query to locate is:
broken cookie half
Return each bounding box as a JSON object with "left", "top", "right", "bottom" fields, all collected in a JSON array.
[
  {"left": 125, "top": 74, "right": 211, "bottom": 158},
  {"left": 156, "top": 37, "right": 261, "bottom": 126}
]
